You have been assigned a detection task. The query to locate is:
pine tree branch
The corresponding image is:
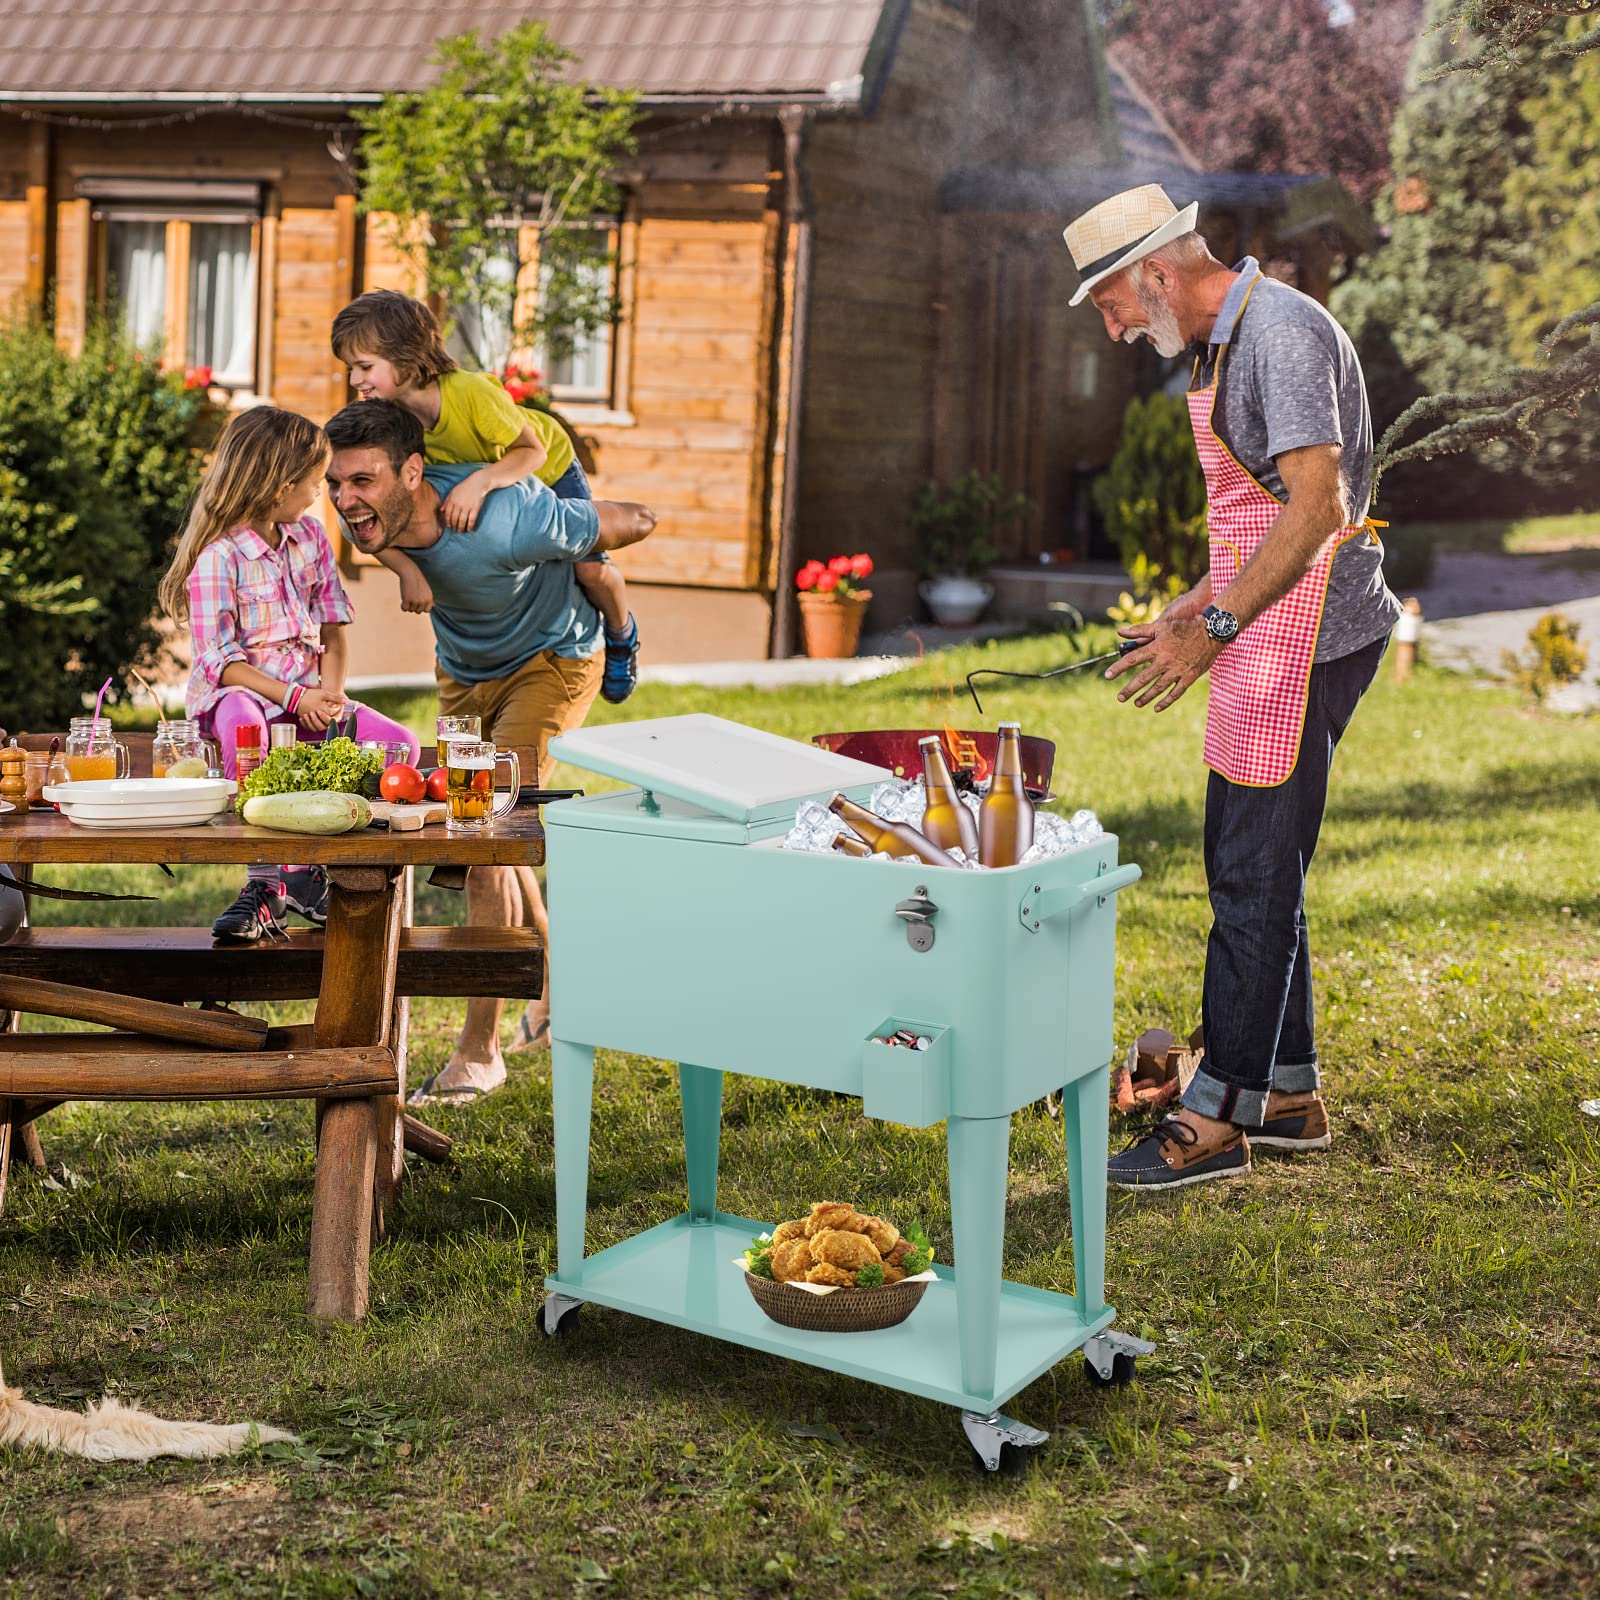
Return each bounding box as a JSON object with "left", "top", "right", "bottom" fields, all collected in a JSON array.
[{"left": 1375, "top": 305, "right": 1600, "bottom": 475}]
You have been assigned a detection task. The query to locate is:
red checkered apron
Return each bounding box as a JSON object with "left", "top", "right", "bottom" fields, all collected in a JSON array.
[{"left": 1187, "top": 276, "right": 1372, "bottom": 787}]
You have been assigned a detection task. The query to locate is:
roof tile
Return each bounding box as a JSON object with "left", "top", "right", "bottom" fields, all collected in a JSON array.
[{"left": 0, "top": 0, "right": 893, "bottom": 98}]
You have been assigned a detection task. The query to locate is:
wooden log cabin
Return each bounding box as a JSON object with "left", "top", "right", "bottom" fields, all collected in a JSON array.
[{"left": 0, "top": 0, "right": 1370, "bottom": 666}]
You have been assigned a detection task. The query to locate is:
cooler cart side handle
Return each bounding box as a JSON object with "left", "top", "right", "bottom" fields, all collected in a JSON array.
[{"left": 1018, "top": 863, "right": 1141, "bottom": 933}]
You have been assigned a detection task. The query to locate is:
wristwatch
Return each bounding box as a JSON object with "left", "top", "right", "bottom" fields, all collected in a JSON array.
[{"left": 1202, "top": 604, "right": 1240, "bottom": 644}]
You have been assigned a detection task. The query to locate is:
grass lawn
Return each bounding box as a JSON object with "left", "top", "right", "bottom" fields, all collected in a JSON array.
[{"left": 3, "top": 633, "right": 1597, "bottom": 1599}]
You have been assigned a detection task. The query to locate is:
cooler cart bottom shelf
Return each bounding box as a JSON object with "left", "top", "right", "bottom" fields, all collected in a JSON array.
[
  {"left": 542, "top": 1047, "right": 1152, "bottom": 1472},
  {"left": 543, "top": 1211, "right": 1118, "bottom": 1414}
]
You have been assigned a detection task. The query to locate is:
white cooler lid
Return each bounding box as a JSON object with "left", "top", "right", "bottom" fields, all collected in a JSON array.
[{"left": 548, "top": 713, "right": 891, "bottom": 825}]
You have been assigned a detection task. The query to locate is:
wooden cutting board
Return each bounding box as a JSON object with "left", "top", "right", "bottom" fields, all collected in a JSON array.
[{"left": 366, "top": 798, "right": 449, "bottom": 831}]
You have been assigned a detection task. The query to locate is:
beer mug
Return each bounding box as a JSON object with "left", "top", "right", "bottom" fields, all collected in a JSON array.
[
  {"left": 435, "top": 713, "right": 481, "bottom": 769},
  {"left": 443, "top": 739, "right": 519, "bottom": 833}
]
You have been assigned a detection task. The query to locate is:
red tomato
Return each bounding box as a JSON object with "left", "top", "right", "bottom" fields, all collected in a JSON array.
[
  {"left": 379, "top": 763, "right": 425, "bottom": 804},
  {"left": 425, "top": 767, "right": 449, "bottom": 802}
]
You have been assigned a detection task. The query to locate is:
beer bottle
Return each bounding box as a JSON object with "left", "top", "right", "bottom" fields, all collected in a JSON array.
[
  {"left": 827, "top": 794, "right": 953, "bottom": 868},
  {"left": 978, "top": 721, "right": 1033, "bottom": 867},
  {"left": 918, "top": 735, "right": 979, "bottom": 858},
  {"left": 831, "top": 831, "right": 873, "bottom": 858}
]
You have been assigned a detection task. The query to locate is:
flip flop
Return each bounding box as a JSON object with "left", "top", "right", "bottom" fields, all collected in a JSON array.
[
  {"left": 406, "top": 1071, "right": 501, "bottom": 1106},
  {"left": 510, "top": 1013, "right": 550, "bottom": 1053}
]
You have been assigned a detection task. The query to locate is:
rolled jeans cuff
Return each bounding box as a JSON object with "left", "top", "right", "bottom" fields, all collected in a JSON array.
[
  {"left": 1182, "top": 1062, "right": 1268, "bottom": 1129},
  {"left": 1272, "top": 1055, "right": 1321, "bottom": 1095}
]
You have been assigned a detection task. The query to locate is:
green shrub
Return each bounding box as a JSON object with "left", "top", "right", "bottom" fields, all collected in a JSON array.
[
  {"left": 911, "top": 470, "right": 1029, "bottom": 578},
  {"left": 0, "top": 315, "right": 223, "bottom": 729},
  {"left": 1093, "top": 392, "right": 1208, "bottom": 588}
]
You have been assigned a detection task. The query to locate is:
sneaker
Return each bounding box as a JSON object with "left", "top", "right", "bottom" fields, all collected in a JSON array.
[
  {"left": 281, "top": 865, "right": 330, "bottom": 926},
  {"left": 601, "top": 615, "right": 640, "bottom": 704},
  {"left": 212, "top": 879, "right": 288, "bottom": 943},
  {"left": 1250, "top": 1090, "right": 1331, "bottom": 1152},
  {"left": 1107, "top": 1116, "right": 1251, "bottom": 1191}
]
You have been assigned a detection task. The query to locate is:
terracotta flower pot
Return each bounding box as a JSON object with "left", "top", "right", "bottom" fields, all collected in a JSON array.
[{"left": 798, "top": 589, "right": 873, "bottom": 659}]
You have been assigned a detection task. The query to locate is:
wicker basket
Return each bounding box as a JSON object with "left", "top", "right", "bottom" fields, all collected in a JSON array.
[{"left": 743, "top": 1270, "right": 929, "bottom": 1332}]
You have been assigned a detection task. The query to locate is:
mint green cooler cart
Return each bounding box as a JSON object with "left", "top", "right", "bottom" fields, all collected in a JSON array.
[{"left": 539, "top": 714, "right": 1149, "bottom": 1472}]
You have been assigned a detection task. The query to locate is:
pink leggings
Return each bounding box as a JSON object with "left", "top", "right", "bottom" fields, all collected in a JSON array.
[
  {"left": 206, "top": 692, "right": 419, "bottom": 781},
  {"left": 206, "top": 692, "right": 420, "bottom": 884}
]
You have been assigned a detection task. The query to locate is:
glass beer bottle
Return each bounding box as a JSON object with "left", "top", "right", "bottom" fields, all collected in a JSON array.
[
  {"left": 831, "top": 831, "right": 873, "bottom": 858},
  {"left": 918, "top": 735, "right": 979, "bottom": 858},
  {"left": 978, "top": 721, "right": 1033, "bottom": 867},
  {"left": 826, "top": 794, "right": 953, "bottom": 868}
]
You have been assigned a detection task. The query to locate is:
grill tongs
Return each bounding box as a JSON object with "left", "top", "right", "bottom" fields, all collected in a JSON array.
[{"left": 965, "top": 637, "right": 1142, "bottom": 714}]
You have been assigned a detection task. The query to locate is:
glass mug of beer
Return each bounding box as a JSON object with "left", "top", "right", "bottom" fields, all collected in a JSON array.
[
  {"left": 435, "top": 713, "right": 481, "bottom": 769},
  {"left": 444, "top": 740, "right": 519, "bottom": 834},
  {"left": 65, "top": 716, "right": 131, "bottom": 781}
]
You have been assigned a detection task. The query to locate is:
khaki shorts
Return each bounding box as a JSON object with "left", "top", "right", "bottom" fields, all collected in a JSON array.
[{"left": 436, "top": 649, "right": 602, "bottom": 786}]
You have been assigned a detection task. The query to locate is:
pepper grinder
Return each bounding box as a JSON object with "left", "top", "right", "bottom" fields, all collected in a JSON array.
[{"left": 0, "top": 742, "right": 28, "bottom": 814}]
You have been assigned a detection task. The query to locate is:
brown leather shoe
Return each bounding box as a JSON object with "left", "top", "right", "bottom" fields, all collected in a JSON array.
[
  {"left": 1107, "top": 1114, "right": 1251, "bottom": 1190},
  {"left": 1251, "top": 1090, "right": 1331, "bottom": 1152}
]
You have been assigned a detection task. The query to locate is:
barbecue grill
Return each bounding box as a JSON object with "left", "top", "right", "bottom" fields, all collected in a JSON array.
[{"left": 538, "top": 713, "right": 1149, "bottom": 1471}]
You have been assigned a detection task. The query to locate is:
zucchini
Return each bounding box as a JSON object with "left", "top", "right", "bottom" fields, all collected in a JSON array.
[{"left": 242, "top": 790, "right": 372, "bottom": 835}]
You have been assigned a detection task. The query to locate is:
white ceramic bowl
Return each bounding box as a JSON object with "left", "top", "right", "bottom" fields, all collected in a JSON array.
[{"left": 43, "top": 777, "right": 237, "bottom": 830}]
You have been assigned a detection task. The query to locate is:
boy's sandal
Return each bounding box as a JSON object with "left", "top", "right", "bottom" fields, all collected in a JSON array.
[
  {"left": 510, "top": 1013, "right": 550, "bottom": 1053},
  {"left": 407, "top": 1071, "right": 499, "bottom": 1106}
]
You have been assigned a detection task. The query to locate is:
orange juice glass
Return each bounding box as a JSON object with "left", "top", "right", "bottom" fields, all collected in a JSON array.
[{"left": 65, "top": 717, "right": 130, "bottom": 781}]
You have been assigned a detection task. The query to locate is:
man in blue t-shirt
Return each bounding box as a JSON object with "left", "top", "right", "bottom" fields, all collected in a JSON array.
[{"left": 324, "top": 399, "right": 657, "bottom": 1102}]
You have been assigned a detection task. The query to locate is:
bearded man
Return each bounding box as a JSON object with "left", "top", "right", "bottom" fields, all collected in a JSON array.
[
  {"left": 1064, "top": 186, "right": 1401, "bottom": 1190},
  {"left": 323, "top": 399, "right": 657, "bottom": 1102}
]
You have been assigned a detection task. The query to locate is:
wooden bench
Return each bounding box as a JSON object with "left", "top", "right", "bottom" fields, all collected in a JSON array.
[{"left": 0, "top": 925, "right": 543, "bottom": 1004}]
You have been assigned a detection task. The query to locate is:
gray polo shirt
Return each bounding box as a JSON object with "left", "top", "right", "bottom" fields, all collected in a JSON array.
[{"left": 1194, "top": 257, "right": 1401, "bottom": 661}]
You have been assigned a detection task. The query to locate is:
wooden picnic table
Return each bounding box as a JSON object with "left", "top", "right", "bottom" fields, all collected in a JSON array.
[{"left": 0, "top": 804, "right": 547, "bottom": 1321}]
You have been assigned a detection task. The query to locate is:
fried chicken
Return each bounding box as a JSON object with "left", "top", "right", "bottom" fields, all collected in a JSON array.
[
  {"left": 771, "top": 1218, "right": 808, "bottom": 1245},
  {"left": 803, "top": 1202, "right": 861, "bottom": 1237},
  {"left": 859, "top": 1215, "right": 899, "bottom": 1255},
  {"left": 880, "top": 1264, "right": 907, "bottom": 1285},
  {"left": 883, "top": 1237, "right": 914, "bottom": 1268},
  {"left": 811, "top": 1228, "right": 882, "bottom": 1271},
  {"left": 804, "top": 1261, "right": 856, "bottom": 1288},
  {"left": 771, "top": 1238, "right": 814, "bottom": 1284}
]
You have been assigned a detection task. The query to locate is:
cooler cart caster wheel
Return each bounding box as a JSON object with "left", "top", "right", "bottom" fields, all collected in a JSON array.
[
  {"left": 969, "top": 1441, "right": 1033, "bottom": 1477},
  {"left": 540, "top": 1293, "right": 584, "bottom": 1338},
  {"left": 1082, "top": 1329, "right": 1156, "bottom": 1387},
  {"left": 961, "top": 1411, "right": 1048, "bottom": 1476},
  {"left": 1085, "top": 1352, "right": 1136, "bottom": 1387}
]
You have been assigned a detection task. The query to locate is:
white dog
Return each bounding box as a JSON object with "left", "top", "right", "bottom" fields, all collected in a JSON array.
[{"left": 0, "top": 1354, "right": 296, "bottom": 1461}]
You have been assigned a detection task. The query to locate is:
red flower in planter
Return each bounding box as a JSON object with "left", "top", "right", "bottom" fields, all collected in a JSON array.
[
  {"left": 795, "top": 552, "right": 874, "bottom": 600},
  {"left": 183, "top": 365, "right": 213, "bottom": 390}
]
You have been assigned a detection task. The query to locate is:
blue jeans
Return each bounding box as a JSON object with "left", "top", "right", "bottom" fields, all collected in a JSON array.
[{"left": 1182, "top": 633, "right": 1388, "bottom": 1127}]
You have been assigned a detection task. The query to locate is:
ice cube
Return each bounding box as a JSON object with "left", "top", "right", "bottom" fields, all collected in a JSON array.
[
  {"left": 784, "top": 799, "right": 844, "bottom": 852},
  {"left": 868, "top": 778, "right": 926, "bottom": 826}
]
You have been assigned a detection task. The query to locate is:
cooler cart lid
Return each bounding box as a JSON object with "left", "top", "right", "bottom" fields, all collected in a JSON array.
[{"left": 547, "top": 714, "right": 892, "bottom": 825}]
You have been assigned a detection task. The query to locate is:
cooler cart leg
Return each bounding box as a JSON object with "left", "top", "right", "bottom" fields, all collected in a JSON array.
[
  {"left": 946, "top": 1113, "right": 1012, "bottom": 1401},
  {"left": 962, "top": 1410, "right": 1050, "bottom": 1475},
  {"left": 1061, "top": 1064, "right": 1111, "bottom": 1323},
  {"left": 552, "top": 1039, "right": 595, "bottom": 1279},
  {"left": 678, "top": 1064, "right": 723, "bottom": 1221}
]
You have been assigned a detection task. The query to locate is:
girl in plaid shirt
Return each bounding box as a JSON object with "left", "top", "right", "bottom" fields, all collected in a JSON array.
[{"left": 159, "top": 407, "right": 418, "bottom": 941}]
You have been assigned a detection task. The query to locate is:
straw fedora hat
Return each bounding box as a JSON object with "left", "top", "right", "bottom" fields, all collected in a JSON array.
[{"left": 1064, "top": 184, "right": 1200, "bottom": 306}]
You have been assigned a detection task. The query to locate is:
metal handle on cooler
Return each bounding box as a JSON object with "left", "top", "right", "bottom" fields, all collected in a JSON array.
[{"left": 1018, "top": 862, "right": 1141, "bottom": 933}]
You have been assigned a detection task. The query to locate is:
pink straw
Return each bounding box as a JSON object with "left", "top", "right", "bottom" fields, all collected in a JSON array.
[{"left": 89, "top": 677, "right": 112, "bottom": 753}]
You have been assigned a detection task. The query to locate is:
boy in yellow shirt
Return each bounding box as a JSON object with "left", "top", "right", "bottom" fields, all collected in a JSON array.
[{"left": 331, "top": 290, "right": 640, "bottom": 701}]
